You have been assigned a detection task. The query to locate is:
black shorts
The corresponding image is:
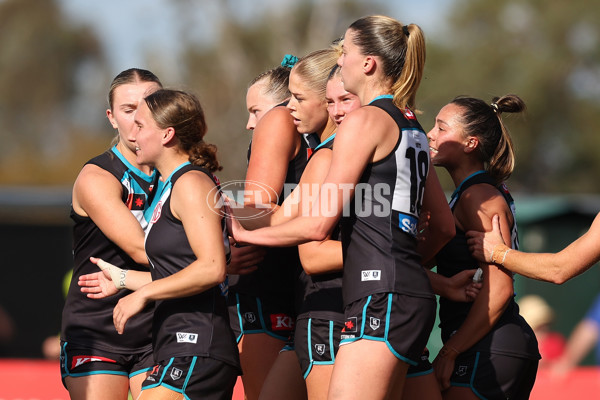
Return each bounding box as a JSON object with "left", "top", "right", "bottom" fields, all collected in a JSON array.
[
  {"left": 406, "top": 348, "right": 433, "bottom": 377},
  {"left": 294, "top": 317, "right": 344, "bottom": 378},
  {"left": 228, "top": 292, "right": 295, "bottom": 342},
  {"left": 450, "top": 350, "right": 539, "bottom": 399},
  {"left": 280, "top": 329, "right": 296, "bottom": 352},
  {"left": 339, "top": 292, "right": 436, "bottom": 365},
  {"left": 60, "top": 341, "right": 153, "bottom": 388},
  {"left": 142, "top": 356, "right": 238, "bottom": 400}
]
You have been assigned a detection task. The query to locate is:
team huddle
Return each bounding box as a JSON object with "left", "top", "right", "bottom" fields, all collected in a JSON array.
[{"left": 59, "top": 15, "right": 543, "bottom": 400}]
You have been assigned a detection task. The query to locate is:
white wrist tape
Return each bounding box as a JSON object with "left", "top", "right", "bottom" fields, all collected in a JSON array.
[{"left": 96, "top": 259, "right": 128, "bottom": 290}]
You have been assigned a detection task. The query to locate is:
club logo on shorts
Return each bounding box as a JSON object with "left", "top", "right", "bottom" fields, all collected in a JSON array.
[
  {"left": 170, "top": 367, "right": 183, "bottom": 381},
  {"left": 361, "top": 270, "right": 381, "bottom": 281},
  {"left": 244, "top": 312, "right": 257, "bottom": 324},
  {"left": 270, "top": 313, "right": 294, "bottom": 331},
  {"left": 176, "top": 332, "right": 198, "bottom": 344},
  {"left": 72, "top": 355, "right": 116, "bottom": 369},
  {"left": 456, "top": 365, "right": 468, "bottom": 377},
  {"left": 315, "top": 344, "right": 326, "bottom": 356},
  {"left": 369, "top": 317, "right": 381, "bottom": 331}
]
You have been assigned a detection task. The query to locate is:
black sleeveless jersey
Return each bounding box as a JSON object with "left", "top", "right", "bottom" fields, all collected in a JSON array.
[
  {"left": 231, "top": 131, "right": 319, "bottom": 305},
  {"left": 61, "top": 146, "right": 158, "bottom": 353},
  {"left": 145, "top": 163, "right": 239, "bottom": 368},
  {"left": 436, "top": 171, "right": 540, "bottom": 359},
  {"left": 296, "top": 135, "right": 344, "bottom": 321},
  {"left": 341, "top": 97, "right": 434, "bottom": 305}
]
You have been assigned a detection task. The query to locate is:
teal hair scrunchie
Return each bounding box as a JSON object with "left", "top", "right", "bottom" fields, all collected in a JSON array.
[{"left": 281, "top": 54, "right": 299, "bottom": 68}]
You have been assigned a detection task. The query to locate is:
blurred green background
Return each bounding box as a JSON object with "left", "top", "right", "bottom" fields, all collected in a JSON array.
[{"left": 0, "top": 0, "right": 598, "bottom": 363}]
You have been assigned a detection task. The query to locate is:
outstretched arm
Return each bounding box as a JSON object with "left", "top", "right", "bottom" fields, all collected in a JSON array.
[
  {"left": 78, "top": 257, "right": 152, "bottom": 298},
  {"left": 231, "top": 108, "right": 379, "bottom": 247},
  {"left": 467, "top": 212, "right": 600, "bottom": 284}
]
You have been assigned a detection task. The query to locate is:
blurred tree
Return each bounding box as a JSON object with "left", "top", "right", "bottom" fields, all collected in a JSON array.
[
  {"left": 418, "top": 0, "right": 600, "bottom": 193},
  {"left": 0, "top": 0, "right": 107, "bottom": 184},
  {"left": 170, "top": 0, "right": 383, "bottom": 182}
]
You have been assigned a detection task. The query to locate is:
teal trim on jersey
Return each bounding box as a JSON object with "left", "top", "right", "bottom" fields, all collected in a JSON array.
[
  {"left": 145, "top": 161, "right": 191, "bottom": 221},
  {"left": 110, "top": 145, "right": 157, "bottom": 182},
  {"left": 369, "top": 94, "right": 394, "bottom": 104},
  {"left": 450, "top": 170, "right": 486, "bottom": 202},
  {"left": 163, "top": 161, "right": 191, "bottom": 189},
  {"left": 315, "top": 133, "right": 336, "bottom": 150}
]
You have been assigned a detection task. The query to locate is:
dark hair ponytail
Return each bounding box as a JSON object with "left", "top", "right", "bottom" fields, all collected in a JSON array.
[
  {"left": 144, "top": 89, "right": 222, "bottom": 172},
  {"left": 451, "top": 94, "right": 525, "bottom": 183}
]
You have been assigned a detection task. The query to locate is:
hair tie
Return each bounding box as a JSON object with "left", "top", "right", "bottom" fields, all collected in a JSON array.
[
  {"left": 402, "top": 25, "right": 410, "bottom": 37},
  {"left": 281, "top": 54, "right": 299, "bottom": 68},
  {"left": 491, "top": 102, "right": 499, "bottom": 113}
]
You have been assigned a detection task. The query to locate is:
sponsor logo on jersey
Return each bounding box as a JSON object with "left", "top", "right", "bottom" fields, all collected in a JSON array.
[
  {"left": 72, "top": 355, "right": 116, "bottom": 369},
  {"left": 315, "top": 344, "right": 326, "bottom": 356},
  {"left": 361, "top": 270, "right": 381, "bottom": 281},
  {"left": 369, "top": 317, "right": 381, "bottom": 331},
  {"left": 342, "top": 317, "right": 357, "bottom": 333},
  {"left": 270, "top": 314, "right": 294, "bottom": 331},
  {"left": 399, "top": 214, "right": 419, "bottom": 237},
  {"left": 244, "top": 312, "right": 257, "bottom": 324},
  {"left": 170, "top": 367, "right": 183, "bottom": 381},
  {"left": 176, "top": 332, "right": 198, "bottom": 344},
  {"left": 340, "top": 334, "right": 355, "bottom": 340}
]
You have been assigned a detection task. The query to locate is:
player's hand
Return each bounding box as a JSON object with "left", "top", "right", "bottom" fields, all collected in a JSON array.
[
  {"left": 466, "top": 214, "right": 505, "bottom": 263},
  {"left": 446, "top": 269, "right": 483, "bottom": 302},
  {"left": 79, "top": 259, "right": 120, "bottom": 298},
  {"left": 113, "top": 290, "right": 148, "bottom": 334},
  {"left": 227, "top": 237, "right": 264, "bottom": 275}
]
